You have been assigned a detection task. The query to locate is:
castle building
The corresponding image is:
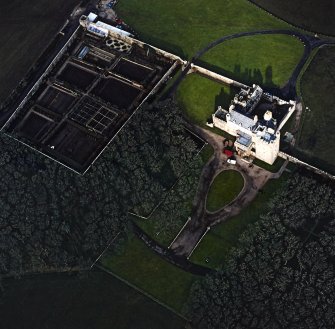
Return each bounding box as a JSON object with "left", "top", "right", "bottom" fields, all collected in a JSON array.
[{"left": 212, "top": 85, "right": 296, "bottom": 164}]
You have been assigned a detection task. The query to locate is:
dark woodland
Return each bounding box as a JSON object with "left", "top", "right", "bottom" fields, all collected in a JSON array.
[
  {"left": 190, "top": 174, "right": 335, "bottom": 328},
  {"left": 0, "top": 100, "right": 199, "bottom": 277}
]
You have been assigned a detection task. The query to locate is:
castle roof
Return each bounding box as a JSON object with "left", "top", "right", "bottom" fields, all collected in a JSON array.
[{"left": 229, "top": 110, "right": 254, "bottom": 131}]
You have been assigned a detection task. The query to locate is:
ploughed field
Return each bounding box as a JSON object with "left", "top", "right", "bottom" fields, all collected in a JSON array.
[
  {"left": 0, "top": 271, "right": 186, "bottom": 329},
  {"left": 252, "top": 0, "right": 335, "bottom": 36},
  {"left": 0, "top": 0, "right": 79, "bottom": 103}
]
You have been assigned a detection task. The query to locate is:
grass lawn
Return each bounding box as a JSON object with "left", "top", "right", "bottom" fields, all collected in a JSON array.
[
  {"left": 177, "top": 73, "right": 237, "bottom": 126},
  {"left": 0, "top": 271, "right": 186, "bottom": 329},
  {"left": 100, "top": 236, "right": 198, "bottom": 313},
  {"left": 199, "top": 34, "right": 304, "bottom": 88},
  {"left": 253, "top": 0, "right": 335, "bottom": 36},
  {"left": 206, "top": 170, "right": 244, "bottom": 212},
  {"left": 0, "top": 0, "right": 78, "bottom": 103},
  {"left": 296, "top": 46, "right": 335, "bottom": 173},
  {"left": 191, "top": 173, "right": 290, "bottom": 268}
]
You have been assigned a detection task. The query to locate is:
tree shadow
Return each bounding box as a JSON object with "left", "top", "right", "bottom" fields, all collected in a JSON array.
[
  {"left": 265, "top": 66, "right": 276, "bottom": 89},
  {"left": 233, "top": 64, "right": 278, "bottom": 89},
  {"left": 214, "top": 86, "right": 235, "bottom": 111},
  {"left": 196, "top": 59, "right": 283, "bottom": 97}
]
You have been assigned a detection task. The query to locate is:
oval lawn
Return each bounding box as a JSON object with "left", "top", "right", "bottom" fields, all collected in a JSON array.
[{"left": 206, "top": 170, "right": 244, "bottom": 212}]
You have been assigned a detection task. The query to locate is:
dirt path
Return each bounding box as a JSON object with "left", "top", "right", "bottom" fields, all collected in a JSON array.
[{"left": 170, "top": 126, "right": 281, "bottom": 257}]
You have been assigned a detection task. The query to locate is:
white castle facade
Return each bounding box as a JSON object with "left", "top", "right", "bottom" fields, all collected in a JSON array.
[{"left": 212, "top": 85, "right": 296, "bottom": 164}]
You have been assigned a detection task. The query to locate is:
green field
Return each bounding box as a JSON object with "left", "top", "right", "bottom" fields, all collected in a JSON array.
[
  {"left": 199, "top": 34, "right": 304, "bottom": 88},
  {"left": 117, "top": 0, "right": 296, "bottom": 57},
  {"left": 177, "top": 73, "right": 237, "bottom": 126},
  {"left": 297, "top": 46, "right": 335, "bottom": 173},
  {"left": 117, "top": 0, "right": 303, "bottom": 86},
  {"left": 253, "top": 0, "right": 335, "bottom": 36},
  {"left": 206, "top": 170, "right": 244, "bottom": 212},
  {"left": 100, "top": 236, "right": 198, "bottom": 313},
  {"left": 0, "top": 0, "right": 79, "bottom": 103},
  {"left": 191, "top": 173, "right": 290, "bottom": 268},
  {"left": 0, "top": 271, "right": 186, "bottom": 329}
]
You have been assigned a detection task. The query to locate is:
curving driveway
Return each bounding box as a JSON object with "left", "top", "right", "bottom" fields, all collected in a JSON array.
[
  {"left": 136, "top": 27, "right": 334, "bottom": 265},
  {"left": 169, "top": 125, "right": 282, "bottom": 257}
]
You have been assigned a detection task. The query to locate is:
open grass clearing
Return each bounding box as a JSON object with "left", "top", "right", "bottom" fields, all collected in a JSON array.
[
  {"left": 100, "top": 236, "right": 198, "bottom": 313},
  {"left": 0, "top": 270, "right": 186, "bottom": 329},
  {"left": 177, "top": 73, "right": 237, "bottom": 126},
  {"left": 296, "top": 46, "right": 335, "bottom": 173},
  {"left": 191, "top": 173, "right": 290, "bottom": 268},
  {"left": 252, "top": 0, "right": 335, "bottom": 36},
  {"left": 199, "top": 34, "right": 304, "bottom": 88},
  {"left": 206, "top": 170, "right": 244, "bottom": 212},
  {"left": 0, "top": 0, "right": 78, "bottom": 103}
]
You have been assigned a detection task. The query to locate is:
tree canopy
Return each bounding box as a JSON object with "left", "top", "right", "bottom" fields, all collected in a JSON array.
[
  {"left": 190, "top": 173, "right": 335, "bottom": 328},
  {"left": 0, "top": 99, "right": 199, "bottom": 276}
]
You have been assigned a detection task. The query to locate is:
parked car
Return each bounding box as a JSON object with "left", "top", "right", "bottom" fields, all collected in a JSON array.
[{"left": 227, "top": 158, "right": 236, "bottom": 165}]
